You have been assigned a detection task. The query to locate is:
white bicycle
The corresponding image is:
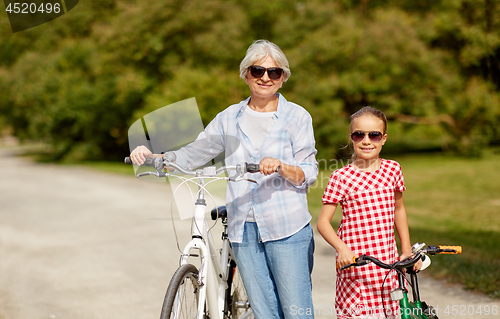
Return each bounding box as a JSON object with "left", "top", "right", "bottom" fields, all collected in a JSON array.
[{"left": 125, "top": 155, "right": 255, "bottom": 319}]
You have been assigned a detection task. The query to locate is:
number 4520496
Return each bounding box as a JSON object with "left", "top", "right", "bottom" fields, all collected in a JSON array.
[
  {"left": 443, "top": 305, "right": 498, "bottom": 316},
  {"left": 6, "top": 2, "right": 61, "bottom": 14}
]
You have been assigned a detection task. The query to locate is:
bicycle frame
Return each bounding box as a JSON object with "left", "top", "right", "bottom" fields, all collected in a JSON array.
[
  {"left": 178, "top": 179, "right": 223, "bottom": 319},
  {"left": 125, "top": 157, "right": 256, "bottom": 319},
  {"left": 177, "top": 177, "right": 251, "bottom": 319},
  {"left": 397, "top": 270, "right": 427, "bottom": 319}
]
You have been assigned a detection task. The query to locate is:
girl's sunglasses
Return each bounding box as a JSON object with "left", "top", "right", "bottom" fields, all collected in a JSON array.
[
  {"left": 249, "top": 65, "right": 284, "bottom": 80},
  {"left": 350, "top": 131, "right": 384, "bottom": 143}
]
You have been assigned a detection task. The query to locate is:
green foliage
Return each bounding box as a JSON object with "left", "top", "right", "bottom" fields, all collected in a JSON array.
[
  {"left": 136, "top": 66, "right": 247, "bottom": 128},
  {"left": 398, "top": 150, "right": 500, "bottom": 297},
  {"left": 1, "top": 0, "right": 499, "bottom": 160}
]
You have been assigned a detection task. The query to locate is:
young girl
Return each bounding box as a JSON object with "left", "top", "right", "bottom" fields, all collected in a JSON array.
[{"left": 317, "top": 106, "right": 420, "bottom": 319}]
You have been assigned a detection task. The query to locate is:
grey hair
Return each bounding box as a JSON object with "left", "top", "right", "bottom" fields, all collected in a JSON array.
[{"left": 239, "top": 39, "right": 291, "bottom": 82}]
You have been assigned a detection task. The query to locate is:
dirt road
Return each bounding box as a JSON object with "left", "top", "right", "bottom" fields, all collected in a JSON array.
[{"left": 0, "top": 147, "right": 497, "bottom": 319}]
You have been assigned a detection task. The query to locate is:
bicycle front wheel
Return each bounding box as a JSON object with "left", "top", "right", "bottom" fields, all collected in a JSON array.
[{"left": 160, "top": 263, "right": 201, "bottom": 319}]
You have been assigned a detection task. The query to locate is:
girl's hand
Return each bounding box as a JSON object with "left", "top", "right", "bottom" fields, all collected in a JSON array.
[
  {"left": 130, "top": 145, "right": 153, "bottom": 165},
  {"left": 337, "top": 247, "right": 358, "bottom": 270},
  {"left": 400, "top": 251, "right": 423, "bottom": 272}
]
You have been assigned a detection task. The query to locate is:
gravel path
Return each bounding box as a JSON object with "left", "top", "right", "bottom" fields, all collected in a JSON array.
[{"left": 0, "top": 147, "right": 497, "bottom": 319}]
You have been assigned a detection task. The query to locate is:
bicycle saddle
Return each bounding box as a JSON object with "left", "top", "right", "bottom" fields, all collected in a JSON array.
[{"left": 211, "top": 206, "right": 227, "bottom": 220}]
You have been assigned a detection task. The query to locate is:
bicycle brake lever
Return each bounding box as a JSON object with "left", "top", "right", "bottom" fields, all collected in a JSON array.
[
  {"left": 229, "top": 176, "right": 258, "bottom": 184},
  {"left": 136, "top": 171, "right": 166, "bottom": 178},
  {"left": 137, "top": 171, "right": 159, "bottom": 178}
]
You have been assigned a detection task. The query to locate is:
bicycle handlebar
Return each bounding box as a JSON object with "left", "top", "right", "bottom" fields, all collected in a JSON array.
[
  {"left": 337, "top": 244, "right": 462, "bottom": 272},
  {"left": 124, "top": 156, "right": 261, "bottom": 179}
]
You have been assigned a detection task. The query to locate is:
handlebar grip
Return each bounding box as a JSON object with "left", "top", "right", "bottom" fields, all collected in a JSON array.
[
  {"left": 438, "top": 245, "right": 462, "bottom": 254},
  {"left": 246, "top": 163, "right": 260, "bottom": 173},
  {"left": 245, "top": 163, "right": 280, "bottom": 173},
  {"left": 123, "top": 157, "right": 155, "bottom": 167},
  {"left": 336, "top": 256, "right": 358, "bottom": 271}
]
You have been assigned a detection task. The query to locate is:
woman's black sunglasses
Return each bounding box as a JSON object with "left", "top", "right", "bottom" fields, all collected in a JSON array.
[
  {"left": 249, "top": 65, "right": 284, "bottom": 80},
  {"left": 350, "top": 131, "right": 384, "bottom": 143}
]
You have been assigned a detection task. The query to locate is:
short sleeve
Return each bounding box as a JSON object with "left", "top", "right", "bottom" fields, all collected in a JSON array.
[
  {"left": 322, "top": 171, "right": 347, "bottom": 204},
  {"left": 394, "top": 163, "right": 406, "bottom": 192}
]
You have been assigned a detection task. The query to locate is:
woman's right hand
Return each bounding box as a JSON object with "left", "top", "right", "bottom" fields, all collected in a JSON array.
[
  {"left": 337, "top": 246, "right": 358, "bottom": 270},
  {"left": 130, "top": 145, "right": 153, "bottom": 165}
]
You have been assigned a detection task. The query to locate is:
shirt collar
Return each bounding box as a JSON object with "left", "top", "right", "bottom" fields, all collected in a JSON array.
[
  {"left": 235, "top": 93, "right": 286, "bottom": 119},
  {"left": 235, "top": 97, "right": 251, "bottom": 119}
]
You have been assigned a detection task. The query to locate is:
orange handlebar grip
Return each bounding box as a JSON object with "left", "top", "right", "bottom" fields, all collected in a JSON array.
[
  {"left": 336, "top": 257, "right": 357, "bottom": 270},
  {"left": 439, "top": 245, "right": 462, "bottom": 254}
]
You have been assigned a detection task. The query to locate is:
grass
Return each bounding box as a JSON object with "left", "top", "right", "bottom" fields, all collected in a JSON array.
[{"left": 307, "top": 148, "right": 500, "bottom": 298}]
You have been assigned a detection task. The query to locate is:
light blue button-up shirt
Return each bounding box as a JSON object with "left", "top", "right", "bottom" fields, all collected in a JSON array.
[{"left": 173, "top": 94, "right": 318, "bottom": 243}]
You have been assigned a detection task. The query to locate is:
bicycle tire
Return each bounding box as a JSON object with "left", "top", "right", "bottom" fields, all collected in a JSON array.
[
  {"left": 160, "top": 263, "right": 201, "bottom": 319},
  {"left": 224, "top": 260, "right": 251, "bottom": 319}
]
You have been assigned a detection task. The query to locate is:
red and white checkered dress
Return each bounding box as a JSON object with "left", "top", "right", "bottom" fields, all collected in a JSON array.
[{"left": 322, "top": 159, "right": 405, "bottom": 318}]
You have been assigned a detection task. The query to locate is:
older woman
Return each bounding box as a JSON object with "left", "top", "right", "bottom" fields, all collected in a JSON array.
[{"left": 130, "top": 40, "right": 318, "bottom": 319}]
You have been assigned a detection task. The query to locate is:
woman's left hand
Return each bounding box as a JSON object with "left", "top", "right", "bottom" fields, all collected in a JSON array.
[
  {"left": 400, "top": 252, "right": 423, "bottom": 272},
  {"left": 259, "top": 157, "right": 281, "bottom": 176}
]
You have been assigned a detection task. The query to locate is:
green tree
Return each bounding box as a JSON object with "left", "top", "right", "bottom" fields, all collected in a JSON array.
[{"left": 1, "top": 0, "right": 499, "bottom": 160}]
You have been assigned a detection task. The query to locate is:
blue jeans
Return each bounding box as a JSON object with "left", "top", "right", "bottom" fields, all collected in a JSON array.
[{"left": 232, "top": 222, "right": 315, "bottom": 319}]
